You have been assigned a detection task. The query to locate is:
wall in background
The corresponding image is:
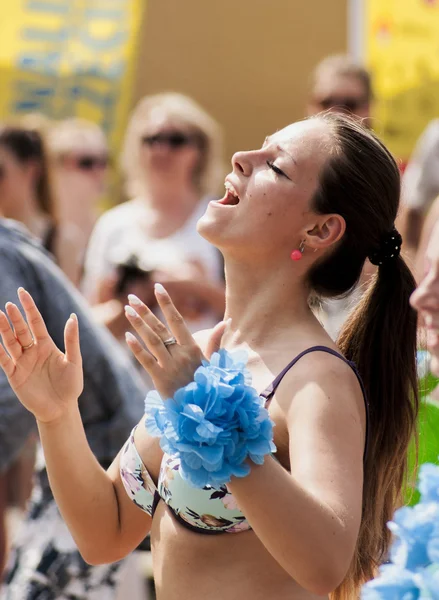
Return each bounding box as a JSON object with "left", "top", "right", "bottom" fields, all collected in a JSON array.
[{"left": 134, "top": 1, "right": 348, "bottom": 180}]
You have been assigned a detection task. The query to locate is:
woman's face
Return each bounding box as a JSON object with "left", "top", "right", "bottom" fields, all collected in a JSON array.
[
  {"left": 57, "top": 145, "right": 108, "bottom": 202},
  {"left": 0, "top": 146, "right": 35, "bottom": 214},
  {"left": 198, "top": 118, "right": 332, "bottom": 263},
  {"left": 138, "top": 110, "right": 202, "bottom": 186},
  {"left": 411, "top": 221, "right": 439, "bottom": 375},
  {"left": 308, "top": 74, "right": 371, "bottom": 121}
]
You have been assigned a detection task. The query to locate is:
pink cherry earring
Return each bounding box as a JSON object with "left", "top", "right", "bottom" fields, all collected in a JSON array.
[{"left": 290, "top": 240, "right": 305, "bottom": 261}]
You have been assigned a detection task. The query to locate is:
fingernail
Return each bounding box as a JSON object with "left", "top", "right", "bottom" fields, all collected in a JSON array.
[
  {"left": 17, "top": 287, "right": 25, "bottom": 294},
  {"left": 128, "top": 294, "right": 142, "bottom": 307},
  {"left": 154, "top": 283, "right": 167, "bottom": 295},
  {"left": 226, "top": 318, "right": 232, "bottom": 325},
  {"left": 5, "top": 302, "right": 14, "bottom": 310},
  {"left": 125, "top": 305, "right": 137, "bottom": 318},
  {"left": 125, "top": 331, "right": 137, "bottom": 343},
  {"left": 70, "top": 313, "right": 77, "bottom": 321}
]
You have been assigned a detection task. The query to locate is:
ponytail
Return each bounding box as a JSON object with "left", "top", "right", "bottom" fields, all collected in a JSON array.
[
  {"left": 333, "top": 258, "right": 418, "bottom": 598},
  {"left": 307, "top": 112, "right": 419, "bottom": 597}
]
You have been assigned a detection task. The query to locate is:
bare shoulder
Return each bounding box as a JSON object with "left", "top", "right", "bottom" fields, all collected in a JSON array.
[{"left": 275, "top": 349, "right": 366, "bottom": 429}]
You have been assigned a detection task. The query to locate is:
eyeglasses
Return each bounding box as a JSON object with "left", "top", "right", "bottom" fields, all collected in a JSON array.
[
  {"left": 74, "top": 155, "right": 109, "bottom": 171},
  {"left": 316, "top": 96, "right": 368, "bottom": 112},
  {"left": 141, "top": 131, "right": 197, "bottom": 149}
]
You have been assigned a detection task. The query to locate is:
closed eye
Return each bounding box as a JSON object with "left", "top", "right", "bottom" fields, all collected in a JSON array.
[{"left": 266, "top": 161, "right": 289, "bottom": 179}]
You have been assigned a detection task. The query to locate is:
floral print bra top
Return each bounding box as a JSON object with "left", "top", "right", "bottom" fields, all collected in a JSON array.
[{"left": 119, "top": 346, "right": 369, "bottom": 535}]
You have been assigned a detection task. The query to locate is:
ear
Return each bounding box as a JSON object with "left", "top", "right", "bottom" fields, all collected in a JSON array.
[{"left": 304, "top": 214, "right": 346, "bottom": 251}]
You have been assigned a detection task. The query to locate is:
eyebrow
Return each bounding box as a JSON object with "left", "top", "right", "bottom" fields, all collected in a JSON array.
[{"left": 263, "top": 136, "right": 297, "bottom": 165}]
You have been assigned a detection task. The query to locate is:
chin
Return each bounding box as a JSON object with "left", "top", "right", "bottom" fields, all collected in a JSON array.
[{"left": 196, "top": 211, "right": 224, "bottom": 246}]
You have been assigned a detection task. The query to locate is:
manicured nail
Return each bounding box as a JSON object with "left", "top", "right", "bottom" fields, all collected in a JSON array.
[
  {"left": 17, "top": 287, "right": 25, "bottom": 294},
  {"left": 125, "top": 331, "right": 137, "bottom": 344},
  {"left": 70, "top": 313, "right": 77, "bottom": 321},
  {"left": 226, "top": 318, "right": 232, "bottom": 325},
  {"left": 128, "top": 294, "right": 142, "bottom": 307},
  {"left": 124, "top": 305, "right": 137, "bottom": 318},
  {"left": 154, "top": 283, "right": 167, "bottom": 295},
  {"left": 5, "top": 302, "right": 14, "bottom": 310}
]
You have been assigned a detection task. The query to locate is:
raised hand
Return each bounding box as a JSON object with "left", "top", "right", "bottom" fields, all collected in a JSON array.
[
  {"left": 124, "top": 283, "right": 226, "bottom": 400},
  {"left": 0, "top": 288, "right": 83, "bottom": 424}
]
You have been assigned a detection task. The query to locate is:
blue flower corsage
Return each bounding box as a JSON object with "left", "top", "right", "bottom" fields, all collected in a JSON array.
[
  {"left": 361, "top": 462, "right": 439, "bottom": 599},
  {"left": 144, "top": 349, "right": 276, "bottom": 488}
]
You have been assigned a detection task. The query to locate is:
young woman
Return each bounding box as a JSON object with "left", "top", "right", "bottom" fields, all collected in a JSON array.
[{"left": 0, "top": 112, "right": 418, "bottom": 599}]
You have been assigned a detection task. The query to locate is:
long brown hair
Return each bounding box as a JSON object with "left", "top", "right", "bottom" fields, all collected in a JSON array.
[
  {"left": 0, "top": 124, "right": 57, "bottom": 222},
  {"left": 309, "top": 112, "right": 418, "bottom": 598}
]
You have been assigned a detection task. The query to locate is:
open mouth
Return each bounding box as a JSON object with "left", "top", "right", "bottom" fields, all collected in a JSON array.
[{"left": 217, "top": 182, "right": 240, "bottom": 206}]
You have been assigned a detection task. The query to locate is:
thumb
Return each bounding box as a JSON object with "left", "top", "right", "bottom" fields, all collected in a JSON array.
[
  {"left": 64, "top": 313, "right": 82, "bottom": 366},
  {"left": 205, "top": 319, "right": 230, "bottom": 360}
]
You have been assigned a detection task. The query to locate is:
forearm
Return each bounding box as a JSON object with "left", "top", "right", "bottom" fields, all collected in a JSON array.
[
  {"left": 37, "top": 404, "right": 124, "bottom": 562},
  {"left": 227, "top": 458, "right": 355, "bottom": 595}
]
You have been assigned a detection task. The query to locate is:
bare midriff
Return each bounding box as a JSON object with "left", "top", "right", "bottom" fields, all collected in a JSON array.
[{"left": 150, "top": 501, "right": 328, "bottom": 600}]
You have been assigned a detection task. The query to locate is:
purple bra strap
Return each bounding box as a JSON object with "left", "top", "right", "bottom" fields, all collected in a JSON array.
[{"left": 260, "top": 345, "right": 370, "bottom": 460}]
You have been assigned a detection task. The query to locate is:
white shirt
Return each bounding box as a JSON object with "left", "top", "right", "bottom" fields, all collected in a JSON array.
[{"left": 82, "top": 197, "right": 223, "bottom": 331}]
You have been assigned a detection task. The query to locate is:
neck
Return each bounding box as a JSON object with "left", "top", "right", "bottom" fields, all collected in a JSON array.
[
  {"left": 222, "top": 257, "right": 315, "bottom": 350},
  {"left": 3, "top": 192, "right": 50, "bottom": 239},
  {"left": 57, "top": 196, "right": 97, "bottom": 238}
]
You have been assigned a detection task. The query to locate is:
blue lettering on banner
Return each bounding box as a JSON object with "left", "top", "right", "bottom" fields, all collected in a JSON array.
[
  {"left": 14, "top": 79, "right": 55, "bottom": 113},
  {"left": 23, "top": 27, "right": 69, "bottom": 43},
  {"left": 25, "top": 1, "right": 69, "bottom": 15},
  {"left": 11, "top": 0, "right": 129, "bottom": 139},
  {"left": 18, "top": 52, "right": 62, "bottom": 75}
]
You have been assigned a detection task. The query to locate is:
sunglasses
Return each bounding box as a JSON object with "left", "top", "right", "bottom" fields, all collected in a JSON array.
[
  {"left": 316, "top": 96, "right": 368, "bottom": 112},
  {"left": 74, "top": 155, "right": 109, "bottom": 171},
  {"left": 141, "top": 132, "right": 197, "bottom": 149}
]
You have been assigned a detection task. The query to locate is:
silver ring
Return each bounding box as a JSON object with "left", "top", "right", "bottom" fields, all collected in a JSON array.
[
  {"left": 163, "top": 337, "right": 177, "bottom": 347},
  {"left": 22, "top": 341, "right": 34, "bottom": 350}
]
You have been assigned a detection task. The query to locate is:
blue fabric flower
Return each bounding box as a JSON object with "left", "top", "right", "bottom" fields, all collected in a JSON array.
[
  {"left": 361, "top": 565, "right": 421, "bottom": 599},
  {"left": 418, "top": 464, "right": 439, "bottom": 505},
  {"left": 388, "top": 503, "right": 439, "bottom": 571},
  {"left": 144, "top": 349, "right": 276, "bottom": 488},
  {"left": 418, "top": 565, "right": 439, "bottom": 599}
]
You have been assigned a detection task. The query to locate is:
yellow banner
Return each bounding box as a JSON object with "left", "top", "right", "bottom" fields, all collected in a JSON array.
[
  {"left": 0, "top": 0, "right": 145, "bottom": 152},
  {"left": 366, "top": 0, "right": 439, "bottom": 161}
]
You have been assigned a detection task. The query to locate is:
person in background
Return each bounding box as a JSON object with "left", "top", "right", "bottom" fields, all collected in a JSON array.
[
  {"left": 306, "top": 54, "right": 372, "bottom": 124},
  {"left": 82, "top": 93, "right": 225, "bottom": 342},
  {"left": 306, "top": 55, "right": 374, "bottom": 338},
  {"left": 0, "top": 215, "right": 147, "bottom": 598},
  {"left": 399, "top": 120, "right": 439, "bottom": 264},
  {"left": 0, "top": 122, "right": 59, "bottom": 550},
  {"left": 0, "top": 123, "right": 58, "bottom": 251},
  {"left": 47, "top": 118, "right": 109, "bottom": 287}
]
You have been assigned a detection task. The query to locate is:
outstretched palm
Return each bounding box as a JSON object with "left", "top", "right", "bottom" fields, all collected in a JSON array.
[{"left": 0, "top": 288, "right": 83, "bottom": 424}]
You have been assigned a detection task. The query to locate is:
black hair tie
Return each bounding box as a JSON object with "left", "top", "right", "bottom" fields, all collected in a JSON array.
[{"left": 368, "top": 227, "right": 402, "bottom": 267}]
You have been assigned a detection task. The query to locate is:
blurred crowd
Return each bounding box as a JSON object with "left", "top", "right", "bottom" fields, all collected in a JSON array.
[{"left": 0, "top": 51, "right": 438, "bottom": 599}]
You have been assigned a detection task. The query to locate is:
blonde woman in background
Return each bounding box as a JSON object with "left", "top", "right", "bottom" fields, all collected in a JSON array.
[
  {"left": 82, "top": 93, "right": 225, "bottom": 340},
  {"left": 47, "top": 118, "right": 109, "bottom": 287}
]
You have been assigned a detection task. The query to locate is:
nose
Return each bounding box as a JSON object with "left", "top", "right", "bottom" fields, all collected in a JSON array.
[
  {"left": 410, "top": 282, "right": 439, "bottom": 312},
  {"left": 231, "top": 150, "right": 253, "bottom": 177}
]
